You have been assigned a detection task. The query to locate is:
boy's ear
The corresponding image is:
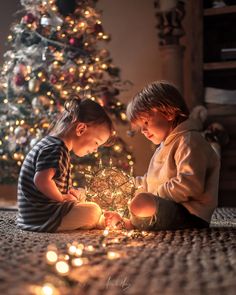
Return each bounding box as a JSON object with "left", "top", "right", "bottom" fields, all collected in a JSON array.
[{"left": 75, "top": 122, "right": 87, "bottom": 136}]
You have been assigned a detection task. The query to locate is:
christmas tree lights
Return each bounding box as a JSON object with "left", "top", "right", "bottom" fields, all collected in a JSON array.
[{"left": 0, "top": 0, "right": 134, "bottom": 184}]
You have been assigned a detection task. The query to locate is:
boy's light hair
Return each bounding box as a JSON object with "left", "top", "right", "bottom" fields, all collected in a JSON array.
[{"left": 126, "top": 81, "right": 189, "bottom": 128}]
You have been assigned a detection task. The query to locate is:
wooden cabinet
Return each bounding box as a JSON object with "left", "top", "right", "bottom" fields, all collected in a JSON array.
[{"left": 185, "top": 1, "right": 236, "bottom": 206}]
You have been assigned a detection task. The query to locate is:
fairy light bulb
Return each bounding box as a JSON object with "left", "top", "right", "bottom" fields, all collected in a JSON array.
[
  {"left": 101, "top": 64, "right": 108, "bottom": 69},
  {"left": 69, "top": 67, "right": 75, "bottom": 73},
  {"left": 51, "top": 5, "right": 57, "bottom": 11},
  {"left": 113, "top": 238, "right": 119, "bottom": 243},
  {"left": 72, "top": 258, "right": 83, "bottom": 267},
  {"left": 46, "top": 250, "right": 58, "bottom": 265},
  {"left": 107, "top": 251, "right": 120, "bottom": 260},
  {"left": 26, "top": 66, "right": 32, "bottom": 73},
  {"left": 103, "top": 228, "right": 109, "bottom": 236},
  {"left": 68, "top": 245, "right": 77, "bottom": 255},
  {"left": 55, "top": 261, "right": 69, "bottom": 275},
  {"left": 84, "top": 10, "right": 90, "bottom": 17},
  {"left": 75, "top": 248, "right": 83, "bottom": 256},
  {"left": 113, "top": 145, "right": 121, "bottom": 152},
  {"left": 79, "top": 22, "right": 86, "bottom": 28},
  {"left": 120, "top": 113, "right": 127, "bottom": 120},
  {"left": 73, "top": 181, "right": 78, "bottom": 187},
  {"left": 86, "top": 245, "right": 95, "bottom": 252},
  {"left": 41, "top": 283, "right": 55, "bottom": 295}
]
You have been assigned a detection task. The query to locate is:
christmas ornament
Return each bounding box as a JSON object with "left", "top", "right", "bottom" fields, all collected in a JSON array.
[
  {"left": 32, "top": 97, "right": 41, "bottom": 109},
  {"left": 40, "top": 15, "right": 52, "bottom": 27},
  {"left": 14, "top": 126, "right": 26, "bottom": 137},
  {"left": 69, "top": 37, "right": 83, "bottom": 47},
  {"left": 13, "top": 63, "right": 28, "bottom": 77},
  {"left": 28, "top": 78, "right": 41, "bottom": 93},
  {"left": 22, "top": 13, "right": 36, "bottom": 24},
  {"left": 14, "top": 74, "right": 25, "bottom": 87},
  {"left": 86, "top": 165, "right": 135, "bottom": 216},
  {"left": 56, "top": 0, "right": 77, "bottom": 16},
  {"left": 50, "top": 74, "right": 58, "bottom": 84}
]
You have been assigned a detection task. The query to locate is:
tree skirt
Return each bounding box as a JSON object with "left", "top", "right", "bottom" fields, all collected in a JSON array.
[{"left": 0, "top": 208, "right": 236, "bottom": 295}]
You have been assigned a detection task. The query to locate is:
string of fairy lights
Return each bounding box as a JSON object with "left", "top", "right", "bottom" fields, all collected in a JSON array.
[
  {"left": 83, "top": 158, "right": 135, "bottom": 216},
  {"left": 30, "top": 227, "right": 152, "bottom": 295}
]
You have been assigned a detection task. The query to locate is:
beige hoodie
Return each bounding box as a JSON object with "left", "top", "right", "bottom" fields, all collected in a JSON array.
[{"left": 137, "top": 119, "right": 220, "bottom": 222}]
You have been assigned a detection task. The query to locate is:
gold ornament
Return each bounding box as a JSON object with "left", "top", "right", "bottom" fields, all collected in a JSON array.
[{"left": 28, "top": 78, "right": 41, "bottom": 93}]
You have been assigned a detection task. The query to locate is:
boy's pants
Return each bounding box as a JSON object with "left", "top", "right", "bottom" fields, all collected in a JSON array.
[
  {"left": 130, "top": 196, "right": 209, "bottom": 231},
  {"left": 57, "top": 202, "right": 102, "bottom": 231}
]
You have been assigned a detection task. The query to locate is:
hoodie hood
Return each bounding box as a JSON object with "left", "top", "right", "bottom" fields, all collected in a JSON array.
[{"left": 163, "top": 118, "right": 203, "bottom": 146}]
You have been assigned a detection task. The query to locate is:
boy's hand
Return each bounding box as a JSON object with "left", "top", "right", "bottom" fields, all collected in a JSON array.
[
  {"left": 62, "top": 193, "right": 77, "bottom": 202},
  {"left": 68, "top": 187, "right": 86, "bottom": 202},
  {"left": 104, "top": 211, "right": 123, "bottom": 228}
]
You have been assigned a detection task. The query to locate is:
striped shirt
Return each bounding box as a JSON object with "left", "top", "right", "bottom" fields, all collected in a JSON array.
[{"left": 17, "top": 136, "right": 74, "bottom": 232}]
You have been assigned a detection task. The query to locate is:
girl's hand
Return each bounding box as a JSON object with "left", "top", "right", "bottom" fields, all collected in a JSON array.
[
  {"left": 62, "top": 193, "right": 78, "bottom": 202},
  {"left": 68, "top": 187, "right": 86, "bottom": 202},
  {"left": 104, "top": 211, "right": 123, "bottom": 228}
]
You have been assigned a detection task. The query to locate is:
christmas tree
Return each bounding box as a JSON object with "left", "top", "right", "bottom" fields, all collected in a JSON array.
[{"left": 0, "top": 0, "right": 134, "bottom": 185}]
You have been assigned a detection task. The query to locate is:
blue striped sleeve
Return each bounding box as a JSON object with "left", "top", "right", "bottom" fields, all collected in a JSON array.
[{"left": 35, "top": 145, "right": 63, "bottom": 173}]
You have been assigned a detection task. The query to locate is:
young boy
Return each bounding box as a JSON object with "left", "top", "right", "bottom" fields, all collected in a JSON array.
[{"left": 106, "top": 81, "right": 220, "bottom": 230}]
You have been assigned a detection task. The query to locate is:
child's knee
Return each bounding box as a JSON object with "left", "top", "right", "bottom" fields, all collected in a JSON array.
[
  {"left": 86, "top": 203, "right": 102, "bottom": 227},
  {"left": 130, "top": 193, "right": 157, "bottom": 217}
]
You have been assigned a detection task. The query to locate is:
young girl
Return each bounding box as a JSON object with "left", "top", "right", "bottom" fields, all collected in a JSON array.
[
  {"left": 106, "top": 81, "right": 220, "bottom": 230},
  {"left": 17, "top": 98, "right": 113, "bottom": 232}
]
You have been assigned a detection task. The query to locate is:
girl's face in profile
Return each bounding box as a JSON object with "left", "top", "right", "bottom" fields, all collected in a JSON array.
[
  {"left": 135, "top": 110, "right": 173, "bottom": 145},
  {"left": 72, "top": 123, "right": 110, "bottom": 157}
]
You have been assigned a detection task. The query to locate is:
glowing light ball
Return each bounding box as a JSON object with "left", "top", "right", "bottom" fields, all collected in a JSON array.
[{"left": 86, "top": 166, "right": 135, "bottom": 216}]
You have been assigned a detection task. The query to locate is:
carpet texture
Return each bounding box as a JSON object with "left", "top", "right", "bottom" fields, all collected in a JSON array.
[{"left": 0, "top": 208, "right": 236, "bottom": 295}]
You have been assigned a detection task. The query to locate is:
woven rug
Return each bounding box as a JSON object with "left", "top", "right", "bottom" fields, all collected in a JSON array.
[{"left": 0, "top": 208, "right": 236, "bottom": 295}]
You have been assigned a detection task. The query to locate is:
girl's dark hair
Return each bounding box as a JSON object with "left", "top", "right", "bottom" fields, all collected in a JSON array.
[
  {"left": 126, "top": 81, "right": 189, "bottom": 128},
  {"left": 49, "top": 98, "right": 115, "bottom": 145}
]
